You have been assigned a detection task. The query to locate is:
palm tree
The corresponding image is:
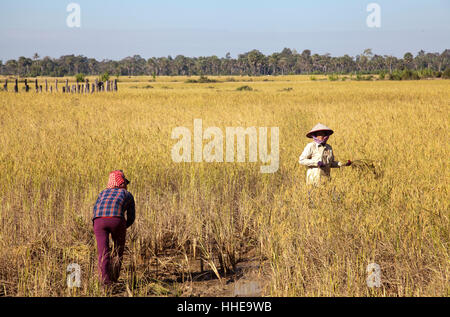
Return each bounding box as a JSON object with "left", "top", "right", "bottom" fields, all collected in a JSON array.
[
  {"left": 403, "top": 52, "right": 414, "bottom": 70},
  {"left": 88, "top": 58, "right": 98, "bottom": 75},
  {"left": 247, "top": 50, "right": 265, "bottom": 75},
  {"left": 268, "top": 53, "right": 279, "bottom": 75},
  {"left": 384, "top": 55, "right": 395, "bottom": 74},
  {"left": 300, "top": 50, "right": 312, "bottom": 73},
  {"left": 278, "top": 57, "right": 288, "bottom": 75}
]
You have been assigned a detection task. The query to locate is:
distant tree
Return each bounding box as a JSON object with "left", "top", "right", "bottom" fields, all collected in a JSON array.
[
  {"left": 363, "top": 48, "right": 373, "bottom": 59},
  {"left": 1, "top": 49, "right": 449, "bottom": 77},
  {"left": 403, "top": 52, "right": 414, "bottom": 69},
  {"left": 442, "top": 67, "right": 450, "bottom": 79},
  {"left": 278, "top": 57, "right": 288, "bottom": 75},
  {"left": 5, "top": 59, "right": 18, "bottom": 76},
  {"left": 268, "top": 53, "right": 279, "bottom": 75},
  {"left": 247, "top": 50, "right": 265, "bottom": 75},
  {"left": 384, "top": 55, "right": 396, "bottom": 74},
  {"left": 301, "top": 49, "right": 311, "bottom": 59}
]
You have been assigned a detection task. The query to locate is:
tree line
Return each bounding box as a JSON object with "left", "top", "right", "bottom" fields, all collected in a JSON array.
[{"left": 1, "top": 48, "right": 449, "bottom": 78}]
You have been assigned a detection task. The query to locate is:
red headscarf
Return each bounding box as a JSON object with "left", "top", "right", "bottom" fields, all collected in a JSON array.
[{"left": 107, "top": 170, "right": 129, "bottom": 188}]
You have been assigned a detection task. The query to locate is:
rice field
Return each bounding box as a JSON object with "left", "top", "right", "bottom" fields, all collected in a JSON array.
[{"left": 0, "top": 75, "right": 448, "bottom": 297}]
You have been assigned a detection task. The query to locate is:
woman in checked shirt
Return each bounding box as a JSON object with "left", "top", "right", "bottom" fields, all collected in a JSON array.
[{"left": 92, "top": 170, "right": 135, "bottom": 286}]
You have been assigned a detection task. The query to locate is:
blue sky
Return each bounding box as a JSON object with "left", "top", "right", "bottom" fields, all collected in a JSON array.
[{"left": 0, "top": 0, "right": 449, "bottom": 60}]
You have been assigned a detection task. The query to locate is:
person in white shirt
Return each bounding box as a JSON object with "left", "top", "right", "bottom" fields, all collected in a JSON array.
[{"left": 299, "top": 123, "right": 352, "bottom": 186}]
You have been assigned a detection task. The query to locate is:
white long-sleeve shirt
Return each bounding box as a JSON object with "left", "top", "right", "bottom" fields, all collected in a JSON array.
[{"left": 299, "top": 142, "right": 344, "bottom": 185}]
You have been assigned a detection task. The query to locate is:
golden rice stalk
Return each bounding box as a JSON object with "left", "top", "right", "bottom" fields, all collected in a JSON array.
[{"left": 350, "top": 159, "right": 384, "bottom": 179}]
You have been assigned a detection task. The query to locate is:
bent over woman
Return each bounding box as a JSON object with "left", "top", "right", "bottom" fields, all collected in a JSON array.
[{"left": 92, "top": 170, "right": 135, "bottom": 286}]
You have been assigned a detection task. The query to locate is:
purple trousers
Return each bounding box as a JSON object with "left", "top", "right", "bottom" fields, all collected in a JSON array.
[{"left": 93, "top": 217, "right": 126, "bottom": 285}]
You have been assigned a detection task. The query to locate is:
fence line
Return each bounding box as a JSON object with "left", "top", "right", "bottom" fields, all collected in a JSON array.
[{"left": 3, "top": 78, "right": 118, "bottom": 94}]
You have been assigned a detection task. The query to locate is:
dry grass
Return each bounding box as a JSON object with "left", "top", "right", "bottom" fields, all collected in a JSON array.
[{"left": 0, "top": 76, "right": 448, "bottom": 297}]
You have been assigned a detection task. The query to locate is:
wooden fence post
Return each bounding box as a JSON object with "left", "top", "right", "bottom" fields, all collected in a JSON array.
[
  {"left": 55, "top": 79, "right": 58, "bottom": 92},
  {"left": 65, "top": 79, "right": 69, "bottom": 93},
  {"left": 35, "top": 79, "right": 39, "bottom": 92},
  {"left": 45, "top": 79, "right": 48, "bottom": 92},
  {"left": 14, "top": 79, "right": 18, "bottom": 93},
  {"left": 25, "top": 79, "right": 29, "bottom": 92},
  {"left": 114, "top": 79, "right": 118, "bottom": 91},
  {"left": 39, "top": 85, "right": 43, "bottom": 93},
  {"left": 50, "top": 86, "right": 53, "bottom": 93},
  {"left": 3, "top": 79, "right": 7, "bottom": 91}
]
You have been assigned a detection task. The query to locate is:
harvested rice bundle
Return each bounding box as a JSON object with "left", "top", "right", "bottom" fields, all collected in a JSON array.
[{"left": 350, "top": 159, "right": 384, "bottom": 179}]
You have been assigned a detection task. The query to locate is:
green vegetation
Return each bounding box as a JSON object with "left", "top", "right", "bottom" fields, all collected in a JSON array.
[
  {"left": 185, "top": 75, "right": 218, "bottom": 83},
  {"left": 1, "top": 49, "right": 448, "bottom": 77},
  {"left": 328, "top": 74, "right": 339, "bottom": 81},
  {"left": 236, "top": 85, "right": 253, "bottom": 91},
  {"left": 99, "top": 72, "right": 110, "bottom": 82},
  {"left": 75, "top": 73, "right": 85, "bottom": 83}
]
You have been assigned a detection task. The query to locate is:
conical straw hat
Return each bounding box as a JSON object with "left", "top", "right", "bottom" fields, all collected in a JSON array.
[{"left": 306, "top": 123, "right": 334, "bottom": 138}]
